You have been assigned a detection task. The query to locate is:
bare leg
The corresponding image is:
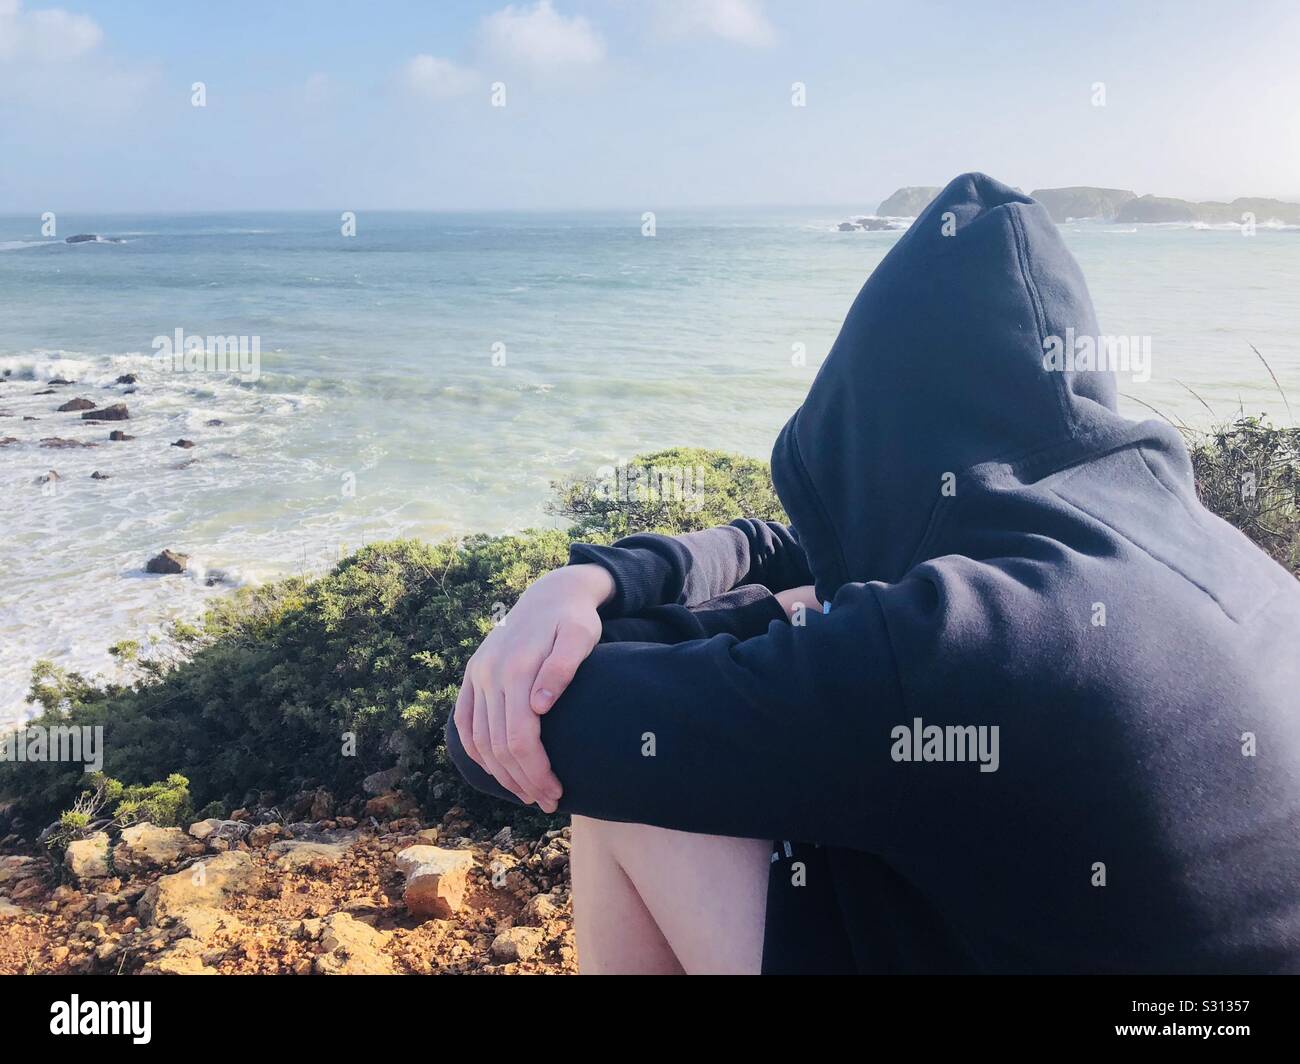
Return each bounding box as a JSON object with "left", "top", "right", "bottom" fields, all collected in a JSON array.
[{"left": 570, "top": 814, "right": 770, "bottom": 975}]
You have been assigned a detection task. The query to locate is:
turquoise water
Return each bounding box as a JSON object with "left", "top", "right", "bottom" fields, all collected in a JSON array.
[{"left": 1, "top": 209, "right": 1297, "bottom": 723}]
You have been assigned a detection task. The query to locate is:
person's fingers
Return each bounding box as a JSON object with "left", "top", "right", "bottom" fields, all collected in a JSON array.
[
  {"left": 531, "top": 621, "right": 595, "bottom": 713},
  {"left": 473, "top": 683, "right": 529, "bottom": 803},
  {"left": 453, "top": 676, "right": 485, "bottom": 771},
  {"left": 487, "top": 684, "right": 538, "bottom": 806},
  {"left": 504, "top": 671, "right": 561, "bottom": 812}
]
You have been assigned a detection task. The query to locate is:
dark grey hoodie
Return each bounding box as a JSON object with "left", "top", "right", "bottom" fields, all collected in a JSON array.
[{"left": 449, "top": 173, "right": 1300, "bottom": 973}]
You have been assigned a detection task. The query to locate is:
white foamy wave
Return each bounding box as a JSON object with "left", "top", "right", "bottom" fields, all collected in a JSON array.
[{"left": 0, "top": 240, "right": 55, "bottom": 252}]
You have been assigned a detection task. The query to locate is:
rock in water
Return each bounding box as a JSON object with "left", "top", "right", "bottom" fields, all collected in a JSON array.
[
  {"left": 56, "top": 397, "right": 96, "bottom": 412},
  {"left": 108, "top": 430, "right": 135, "bottom": 441},
  {"left": 146, "top": 549, "right": 189, "bottom": 574},
  {"left": 114, "top": 373, "right": 138, "bottom": 385},
  {"left": 171, "top": 438, "right": 195, "bottom": 448},
  {"left": 82, "top": 403, "right": 129, "bottom": 421}
]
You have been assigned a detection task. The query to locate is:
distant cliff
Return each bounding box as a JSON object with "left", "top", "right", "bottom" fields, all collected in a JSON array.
[
  {"left": 876, "top": 186, "right": 942, "bottom": 217},
  {"left": 1028, "top": 187, "right": 1135, "bottom": 222},
  {"left": 1115, "top": 195, "right": 1300, "bottom": 225},
  {"left": 872, "top": 184, "right": 1300, "bottom": 225}
]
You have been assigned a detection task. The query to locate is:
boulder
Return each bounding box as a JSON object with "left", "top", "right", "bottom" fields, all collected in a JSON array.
[
  {"left": 188, "top": 818, "right": 249, "bottom": 843},
  {"left": 268, "top": 836, "right": 357, "bottom": 871},
  {"left": 114, "top": 823, "right": 188, "bottom": 870},
  {"left": 114, "top": 373, "right": 138, "bottom": 385},
  {"left": 314, "top": 913, "right": 395, "bottom": 975},
  {"left": 56, "top": 397, "right": 96, "bottom": 412},
  {"left": 362, "top": 767, "right": 402, "bottom": 796},
  {"left": 82, "top": 403, "right": 129, "bottom": 421},
  {"left": 171, "top": 438, "right": 195, "bottom": 449},
  {"left": 39, "top": 437, "right": 96, "bottom": 448},
  {"left": 108, "top": 430, "right": 135, "bottom": 441},
  {"left": 137, "top": 850, "right": 258, "bottom": 926},
  {"left": 65, "top": 832, "right": 110, "bottom": 880},
  {"left": 364, "top": 791, "right": 418, "bottom": 819},
  {"left": 523, "top": 890, "right": 566, "bottom": 925},
  {"left": 90, "top": 471, "right": 111, "bottom": 480},
  {"left": 0, "top": 437, "right": 16, "bottom": 446},
  {"left": 146, "top": 549, "right": 188, "bottom": 574},
  {"left": 395, "top": 845, "right": 476, "bottom": 919},
  {"left": 0, "top": 899, "right": 23, "bottom": 917},
  {"left": 491, "top": 925, "right": 545, "bottom": 963}
]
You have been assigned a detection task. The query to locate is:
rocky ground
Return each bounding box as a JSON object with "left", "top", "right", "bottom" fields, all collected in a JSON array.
[{"left": 0, "top": 795, "right": 575, "bottom": 976}]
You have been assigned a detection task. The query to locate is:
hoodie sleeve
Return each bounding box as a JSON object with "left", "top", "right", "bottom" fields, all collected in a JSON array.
[
  {"left": 568, "top": 519, "right": 813, "bottom": 619},
  {"left": 446, "top": 582, "right": 906, "bottom": 850},
  {"left": 599, "top": 585, "right": 789, "bottom": 645}
]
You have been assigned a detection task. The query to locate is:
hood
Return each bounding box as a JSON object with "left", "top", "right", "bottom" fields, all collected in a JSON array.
[{"left": 772, "top": 172, "right": 1164, "bottom": 601}]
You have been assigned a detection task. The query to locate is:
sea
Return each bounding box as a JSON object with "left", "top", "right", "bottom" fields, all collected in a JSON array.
[{"left": 1, "top": 208, "right": 1297, "bottom": 725}]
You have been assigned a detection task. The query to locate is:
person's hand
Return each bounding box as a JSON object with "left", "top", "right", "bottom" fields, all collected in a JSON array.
[
  {"left": 774, "top": 584, "right": 820, "bottom": 622},
  {"left": 454, "top": 564, "right": 614, "bottom": 813}
]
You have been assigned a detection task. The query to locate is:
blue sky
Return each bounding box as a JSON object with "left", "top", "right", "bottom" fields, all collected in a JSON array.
[{"left": 1, "top": 0, "right": 1298, "bottom": 210}]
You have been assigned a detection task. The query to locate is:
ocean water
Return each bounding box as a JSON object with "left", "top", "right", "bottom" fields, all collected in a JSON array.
[{"left": 1, "top": 209, "right": 1297, "bottom": 725}]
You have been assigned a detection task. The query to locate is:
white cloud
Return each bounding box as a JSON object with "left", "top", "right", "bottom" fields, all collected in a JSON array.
[
  {"left": 0, "top": 0, "right": 103, "bottom": 62},
  {"left": 482, "top": 0, "right": 605, "bottom": 73},
  {"left": 404, "top": 54, "right": 477, "bottom": 99},
  {"left": 655, "top": 0, "right": 776, "bottom": 47}
]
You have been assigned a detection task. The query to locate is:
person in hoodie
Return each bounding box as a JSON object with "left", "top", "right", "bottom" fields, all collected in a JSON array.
[{"left": 447, "top": 173, "right": 1300, "bottom": 974}]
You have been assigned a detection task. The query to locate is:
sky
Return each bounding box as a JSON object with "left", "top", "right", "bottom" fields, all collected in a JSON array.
[{"left": 1, "top": 0, "right": 1298, "bottom": 211}]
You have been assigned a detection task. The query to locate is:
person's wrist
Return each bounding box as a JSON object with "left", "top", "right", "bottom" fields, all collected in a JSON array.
[{"left": 546, "top": 563, "right": 615, "bottom": 607}]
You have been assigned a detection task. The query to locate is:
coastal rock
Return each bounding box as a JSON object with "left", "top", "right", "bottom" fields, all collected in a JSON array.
[
  {"left": 137, "top": 850, "right": 258, "bottom": 926},
  {"left": 146, "top": 549, "right": 188, "bottom": 575},
  {"left": 315, "top": 913, "right": 395, "bottom": 975},
  {"left": 108, "top": 430, "right": 135, "bottom": 441},
  {"left": 82, "top": 403, "right": 129, "bottom": 421},
  {"left": 837, "top": 221, "right": 856, "bottom": 231},
  {"left": 114, "top": 824, "right": 188, "bottom": 871},
  {"left": 0, "top": 437, "right": 17, "bottom": 446},
  {"left": 395, "top": 845, "right": 475, "bottom": 919},
  {"left": 188, "top": 818, "right": 249, "bottom": 844},
  {"left": 876, "top": 185, "right": 942, "bottom": 218},
  {"left": 114, "top": 373, "right": 138, "bottom": 385},
  {"left": 39, "top": 437, "right": 96, "bottom": 448},
  {"left": 1029, "top": 186, "right": 1136, "bottom": 222},
  {"left": 491, "top": 925, "right": 545, "bottom": 963},
  {"left": 362, "top": 767, "right": 402, "bottom": 796},
  {"left": 171, "top": 438, "right": 195, "bottom": 448},
  {"left": 268, "top": 836, "right": 357, "bottom": 871},
  {"left": 90, "top": 471, "right": 111, "bottom": 480},
  {"left": 65, "top": 833, "right": 111, "bottom": 880},
  {"left": 56, "top": 397, "right": 96, "bottom": 412},
  {"left": 1115, "top": 195, "right": 1199, "bottom": 224},
  {"left": 47, "top": 377, "right": 74, "bottom": 385},
  {"left": 364, "top": 791, "right": 419, "bottom": 819}
]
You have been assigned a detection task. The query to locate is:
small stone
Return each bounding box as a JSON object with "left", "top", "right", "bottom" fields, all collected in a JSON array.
[{"left": 491, "top": 925, "right": 545, "bottom": 963}]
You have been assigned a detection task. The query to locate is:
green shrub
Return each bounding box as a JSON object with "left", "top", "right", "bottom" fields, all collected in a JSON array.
[
  {"left": 1187, "top": 416, "right": 1300, "bottom": 576},
  {"left": 0, "top": 449, "right": 781, "bottom": 838}
]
